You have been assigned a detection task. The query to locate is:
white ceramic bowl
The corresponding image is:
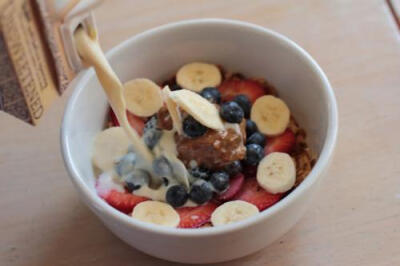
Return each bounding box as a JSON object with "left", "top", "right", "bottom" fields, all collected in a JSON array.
[{"left": 61, "top": 19, "right": 338, "bottom": 264}]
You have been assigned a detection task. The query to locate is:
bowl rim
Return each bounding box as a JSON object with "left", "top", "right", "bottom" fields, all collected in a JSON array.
[{"left": 61, "top": 18, "right": 338, "bottom": 237}]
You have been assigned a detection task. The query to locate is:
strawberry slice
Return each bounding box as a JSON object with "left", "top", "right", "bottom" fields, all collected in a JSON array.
[
  {"left": 234, "top": 178, "right": 282, "bottom": 211},
  {"left": 109, "top": 108, "right": 145, "bottom": 136},
  {"left": 218, "top": 78, "right": 266, "bottom": 103},
  {"left": 101, "top": 190, "right": 148, "bottom": 214},
  {"left": 264, "top": 129, "right": 295, "bottom": 155},
  {"left": 127, "top": 111, "right": 145, "bottom": 136},
  {"left": 109, "top": 108, "right": 120, "bottom": 126},
  {"left": 216, "top": 173, "right": 245, "bottom": 201},
  {"left": 95, "top": 173, "right": 148, "bottom": 214},
  {"left": 176, "top": 202, "right": 218, "bottom": 228}
]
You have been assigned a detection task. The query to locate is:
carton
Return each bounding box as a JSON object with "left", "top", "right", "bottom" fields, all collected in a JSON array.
[{"left": 0, "top": 0, "right": 97, "bottom": 124}]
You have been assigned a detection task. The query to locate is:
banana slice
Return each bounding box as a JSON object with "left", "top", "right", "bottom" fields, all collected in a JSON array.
[
  {"left": 162, "top": 86, "right": 182, "bottom": 134},
  {"left": 211, "top": 200, "right": 259, "bottom": 226},
  {"left": 131, "top": 201, "right": 180, "bottom": 227},
  {"left": 257, "top": 152, "right": 296, "bottom": 194},
  {"left": 123, "top": 78, "right": 163, "bottom": 117},
  {"left": 170, "top": 89, "right": 224, "bottom": 130},
  {"left": 250, "top": 95, "right": 290, "bottom": 136},
  {"left": 176, "top": 62, "right": 222, "bottom": 92},
  {"left": 92, "top": 127, "right": 131, "bottom": 172}
]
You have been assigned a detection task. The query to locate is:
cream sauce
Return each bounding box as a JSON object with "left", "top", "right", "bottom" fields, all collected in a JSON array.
[{"left": 75, "top": 27, "right": 190, "bottom": 198}]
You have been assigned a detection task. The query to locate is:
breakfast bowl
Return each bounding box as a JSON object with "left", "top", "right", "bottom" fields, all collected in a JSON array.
[{"left": 61, "top": 18, "right": 338, "bottom": 264}]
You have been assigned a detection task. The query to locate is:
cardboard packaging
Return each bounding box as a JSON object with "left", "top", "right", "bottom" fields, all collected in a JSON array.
[{"left": 0, "top": 0, "right": 99, "bottom": 125}]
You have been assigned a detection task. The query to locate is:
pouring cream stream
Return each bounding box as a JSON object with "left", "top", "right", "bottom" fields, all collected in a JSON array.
[{"left": 73, "top": 27, "right": 159, "bottom": 181}]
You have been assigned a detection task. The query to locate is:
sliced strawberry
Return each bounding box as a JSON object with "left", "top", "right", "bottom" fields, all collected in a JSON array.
[
  {"left": 216, "top": 173, "right": 245, "bottom": 201},
  {"left": 95, "top": 173, "right": 148, "bottom": 214},
  {"left": 109, "top": 109, "right": 145, "bottom": 136},
  {"left": 264, "top": 129, "right": 295, "bottom": 155},
  {"left": 126, "top": 111, "right": 145, "bottom": 136},
  {"left": 101, "top": 190, "right": 148, "bottom": 214},
  {"left": 176, "top": 202, "right": 218, "bottom": 228},
  {"left": 218, "top": 78, "right": 266, "bottom": 103},
  {"left": 109, "top": 108, "right": 120, "bottom": 126},
  {"left": 234, "top": 178, "right": 282, "bottom": 211}
]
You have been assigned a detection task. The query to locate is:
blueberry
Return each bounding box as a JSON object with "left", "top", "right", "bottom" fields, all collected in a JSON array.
[
  {"left": 246, "top": 132, "right": 266, "bottom": 146},
  {"left": 220, "top": 101, "right": 244, "bottom": 123},
  {"left": 143, "top": 116, "right": 162, "bottom": 149},
  {"left": 170, "top": 84, "right": 182, "bottom": 91},
  {"left": 144, "top": 116, "right": 158, "bottom": 131},
  {"left": 244, "top": 144, "right": 264, "bottom": 165},
  {"left": 233, "top": 94, "right": 251, "bottom": 118},
  {"left": 189, "top": 166, "right": 211, "bottom": 180},
  {"left": 152, "top": 156, "right": 172, "bottom": 177},
  {"left": 200, "top": 87, "right": 221, "bottom": 104},
  {"left": 124, "top": 170, "right": 150, "bottom": 192},
  {"left": 189, "top": 180, "right": 213, "bottom": 204},
  {"left": 245, "top": 119, "right": 258, "bottom": 137},
  {"left": 166, "top": 185, "right": 188, "bottom": 207},
  {"left": 162, "top": 177, "right": 169, "bottom": 186},
  {"left": 183, "top": 116, "right": 208, "bottom": 137},
  {"left": 224, "top": 160, "right": 242, "bottom": 176},
  {"left": 210, "top": 171, "right": 230, "bottom": 192},
  {"left": 115, "top": 152, "right": 136, "bottom": 176}
]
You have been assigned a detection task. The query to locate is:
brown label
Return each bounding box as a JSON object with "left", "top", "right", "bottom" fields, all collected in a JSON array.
[{"left": 0, "top": 31, "right": 32, "bottom": 123}]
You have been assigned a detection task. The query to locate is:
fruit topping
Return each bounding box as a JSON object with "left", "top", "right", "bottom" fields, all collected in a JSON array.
[
  {"left": 189, "top": 179, "right": 214, "bottom": 204},
  {"left": 250, "top": 95, "right": 290, "bottom": 136},
  {"left": 152, "top": 156, "right": 173, "bottom": 177},
  {"left": 200, "top": 87, "right": 222, "bottom": 104},
  {"left": 219, "top": 78, "right": 265, "bottom": 103},
  {"left": 109, "top": 108, "right": 120, "bottom": 126},
  {"left": 92, "top": 127, "right": 131, "bottom": 172},
  {"left": 176, "top": 62, "right": 222, "bottom": 92},
  {"left": 170, "top": 89, "right": 224, "bottom": 130},
  {"left": 126, "top": 111, "right": 145, "bottom": 135},
  {"left": 170, "top": 84, "right": 182, "bottom": 91},
  {"left": 245, "top": 119, "right": 258, "bottom": 137},
  {"left": 115, "top": 152, "right": 136, "bottom": 176},
  {"left": 189, "top": 166, "right": 211, "bottom": 180},
  {"left": 162, "top": 86, "right": 181, "bottom": 132},
  {"left": 177, "top": 202, "right": 218, "bottom": 228},
  {"left": 166, "top": 185, "right": 189, "bottom": 208},
  {"left": 234, "top": 178, "right": 282, "bottom": 211},
  {"left": 216, "top": 173, "right": 245, "bottom": 201},
  {"left": 100, "top": 189, "right": 148, "bottom": 214},
  {"left": 244, "top": 143, "right": 264, "bottom": 166},
  {"left": 220, "top": 101, "right": 244, "bottom": 123},
  {"left": 246, "top": 132, "right": 266, "bottom": 146},
  {"left": 233, "top": 94, "right": 251, "bottom": 118},
  {"left": 264, "top": 129, "right": 296, "bottom": 155},
  {"left": 224, "top": 160, "right": 243, "bottom": 176},
  {"left": 211, "top": 200, "right": 259, "bottom": 226},
  {"left": 257, "top": 152, "right": 296, "bottom": 194},
  {"left": 132, "top": 201, "right": 180, "bottom": 227},
  {"left": 123, "top": 169, "right": 150, "bottom": 192},
  {"left": 210, "top": 171, "right": 230, "bottom": 192},
  {"left": 123, "top": 78, "right": 163, "bottom": 117},
  {"left": 142, "top": 116, "right": 162, "bottom": 149},
  {"left": 183, "top": 116, "right": 208, "bottom": 138}
]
